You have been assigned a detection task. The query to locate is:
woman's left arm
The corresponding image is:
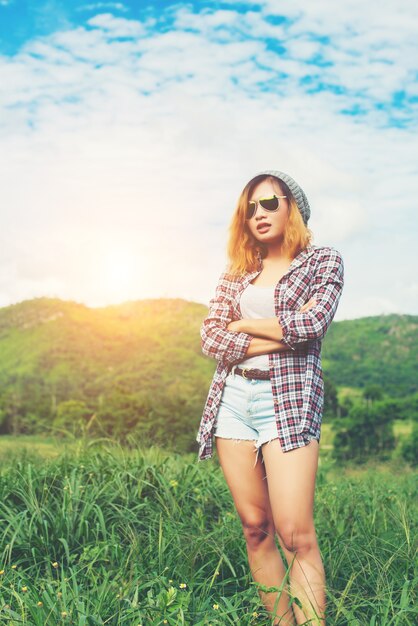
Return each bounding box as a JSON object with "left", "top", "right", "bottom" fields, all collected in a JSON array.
[
  {"left": 228, "top": 299, "right": 317, "bottom": 341},
  {"left": 230, "top": 248, "right": 344, "bottom": 350}
]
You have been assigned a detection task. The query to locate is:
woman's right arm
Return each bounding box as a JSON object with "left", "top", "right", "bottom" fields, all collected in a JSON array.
[
  {"left": 245, "top": 337, "right": 290, "bottom": 357},
  {"left": 200, "top": 271, "right": 253, "bottom": 366}
]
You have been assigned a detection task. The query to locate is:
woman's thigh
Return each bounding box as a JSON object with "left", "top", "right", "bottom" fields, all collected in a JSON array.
[
  {"left": 261, "top": 439, "right": 319, "bottom": 547},
  {"left": 215, "top": 437, "right": 275, "bottom": 534}
]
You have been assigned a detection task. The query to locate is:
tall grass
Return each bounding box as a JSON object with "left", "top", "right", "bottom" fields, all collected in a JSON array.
[{"left": 0, "top": 436, "right": 416, "bottom": 625}]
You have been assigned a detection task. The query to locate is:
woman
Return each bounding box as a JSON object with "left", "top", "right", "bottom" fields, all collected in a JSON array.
[{"left": 196, "top": 170, "right": 344, "bottom": 625}]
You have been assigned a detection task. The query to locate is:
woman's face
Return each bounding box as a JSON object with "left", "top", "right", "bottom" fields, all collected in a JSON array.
[{"left": 246, "top": 178, "right": 290, "bottom": 244}]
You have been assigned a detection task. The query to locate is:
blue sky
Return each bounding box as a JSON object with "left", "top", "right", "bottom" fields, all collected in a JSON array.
[{"left": 0, "top": 0, "right": 417, "bottom": 318}]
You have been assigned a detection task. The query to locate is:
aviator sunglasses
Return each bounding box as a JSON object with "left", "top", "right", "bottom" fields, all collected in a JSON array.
[{"left": 246, "top": 194, "right": 287, "bottom": 220}]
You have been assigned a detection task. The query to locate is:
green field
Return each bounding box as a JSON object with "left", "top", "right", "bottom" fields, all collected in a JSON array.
[
  {"left": 0, "top": 418, "right": 413, "bottom": 464},
  {"left": 0, "top": 436, "right": 416, "bottom": 625}
]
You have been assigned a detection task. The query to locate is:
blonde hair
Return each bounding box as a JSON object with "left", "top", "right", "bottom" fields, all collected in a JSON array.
[{"left": 226, "top": 174, "right": 313, "bottom": 276}]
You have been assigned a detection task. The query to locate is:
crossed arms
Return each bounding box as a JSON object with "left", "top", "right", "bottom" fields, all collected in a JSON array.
[
  {"left": 200, "top": 248, "right": 344, "bottom": 366},
  {"left": 226, "top": 299, "right": 316, "bottom": 358}
]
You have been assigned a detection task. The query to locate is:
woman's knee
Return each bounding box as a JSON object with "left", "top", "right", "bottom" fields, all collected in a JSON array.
[
  {"left": 276, "top": 521, "right": 317, "bottom": 554},
  {"left": 241, "top": 512, "right": 275, "bottom": 550}
]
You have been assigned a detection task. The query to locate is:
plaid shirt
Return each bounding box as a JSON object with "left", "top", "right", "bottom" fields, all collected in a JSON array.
[{"left": 196, "top": 243, "right": 344, "bottom": 461}]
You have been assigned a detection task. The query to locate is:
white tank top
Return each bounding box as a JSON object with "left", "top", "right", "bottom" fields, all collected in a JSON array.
[{"left": 237, "top": 282, "right": 276, "bottom": 370}]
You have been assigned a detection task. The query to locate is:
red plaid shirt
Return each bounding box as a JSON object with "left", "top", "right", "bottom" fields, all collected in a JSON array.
[{"left": 196, "top": 243, "right": 344, "bottom": 461}]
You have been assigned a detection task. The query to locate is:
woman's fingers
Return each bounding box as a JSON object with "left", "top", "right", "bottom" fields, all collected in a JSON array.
[{"left": 299, "top": 298, "right": 317, "bottom": 312}]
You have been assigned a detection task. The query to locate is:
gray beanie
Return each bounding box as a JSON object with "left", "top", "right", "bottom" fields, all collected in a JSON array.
[{"left": 256, "top": 169, "right": 311, "bottom": 225}]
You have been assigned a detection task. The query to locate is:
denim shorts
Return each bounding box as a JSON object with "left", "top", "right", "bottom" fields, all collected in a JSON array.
[{"left": 214, "top": 365, "right": 317, "bottom": 466}]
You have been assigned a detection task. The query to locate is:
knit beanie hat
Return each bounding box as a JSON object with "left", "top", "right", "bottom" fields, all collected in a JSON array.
[{"left": 256, "top": 170, "right": 311, "bottom": 225}]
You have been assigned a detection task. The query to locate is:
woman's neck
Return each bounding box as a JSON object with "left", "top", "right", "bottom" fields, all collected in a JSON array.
[{"left": 263, "top": 243, "right": 292, "bottom": 264}]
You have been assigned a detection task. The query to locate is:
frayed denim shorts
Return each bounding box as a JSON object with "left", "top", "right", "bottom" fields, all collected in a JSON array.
[
  {"left": 214, "top": 365, "right": 319, "bottom": 466},
  {"left": 214, "top": 365, "right": 282, "bottom": 466}
]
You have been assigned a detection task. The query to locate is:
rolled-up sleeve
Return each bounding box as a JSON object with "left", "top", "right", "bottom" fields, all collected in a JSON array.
[
  {"left": 200, "top": 271, "right": 252, "bottom": 365},
  {"left": 279, "top": 248, "right": 344, "bottom": 350}
]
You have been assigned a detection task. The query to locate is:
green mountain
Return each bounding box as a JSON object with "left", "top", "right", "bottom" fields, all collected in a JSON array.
[
  {"left": 322, "top": 313, "right": 417, "bottom": 396},
  {"left": 0, "top": 298, "right": 416, "bottom": 452}
]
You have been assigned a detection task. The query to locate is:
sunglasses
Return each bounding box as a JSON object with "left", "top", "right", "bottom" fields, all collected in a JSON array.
[{"left": 246, "top": 194, "right": 287, "bottom": 220}]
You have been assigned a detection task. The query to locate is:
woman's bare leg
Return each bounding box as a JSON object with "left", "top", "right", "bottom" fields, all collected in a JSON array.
[
  {"left": 215, "top": 437, "right": 296, "bottom": 625},
  {"left": 261, "top": 439, "right": 326, "bottom": 624}
]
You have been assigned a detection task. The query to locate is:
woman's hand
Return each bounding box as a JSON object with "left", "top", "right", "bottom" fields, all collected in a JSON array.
[
  {"left": 299, "top": 297, "right": 317, "bottom": 312},
  {"left": 227, "top": 320, "right": 243, "bottom": 332}
]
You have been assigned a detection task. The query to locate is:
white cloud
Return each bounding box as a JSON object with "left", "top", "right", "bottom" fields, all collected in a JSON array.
[
  {"left": 0, "top": 1, "right": 417, "bottom": 318},
  {"left": 87, "top": 12, "right": 148, "bottom": 37},
  {"left": 78, "top": 2, "right": 128, "bottom": 12}
]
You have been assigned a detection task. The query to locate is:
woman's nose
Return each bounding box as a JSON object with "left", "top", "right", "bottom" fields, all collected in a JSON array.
[{"left": 255, "top": 205, "right": 268, "bottom": 219}]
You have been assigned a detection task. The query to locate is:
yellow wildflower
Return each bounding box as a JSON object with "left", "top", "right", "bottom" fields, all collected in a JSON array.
[
  {"left": 61, "top": 611, "right": 68, "bottom": 617},
  {"left": 169, "top": 480, "right": 178, "bottom": 488},
  {"left": 212, "top": 603, "right": 219, "bottom": 609},
  {"left": 11, "top": 564, "right": 17, "bottom": 569},
  {"left": 21, "top": 586, "right": 28, "bottom": 592},
  {"left": 0, "top": 570, "right": 4, "bottom": 575},
  {"left": 37, "top": 601, "right": 43, "bottom": 606},
  {"left": 179, "top": 582, "right": 187, "bottom": 589},
  {"left": 52, "top": 561, "right": 59, "bottom": 568}
]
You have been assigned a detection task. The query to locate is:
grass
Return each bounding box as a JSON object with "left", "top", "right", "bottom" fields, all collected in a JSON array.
[
  {"left": 0, "top": 418, "right": 413, "bottom": 465},
  {"left": 0, "top": 435, "right": 416, "bottom": 625}
]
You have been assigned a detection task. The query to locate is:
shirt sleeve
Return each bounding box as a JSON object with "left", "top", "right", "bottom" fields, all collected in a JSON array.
[
  {"left": 200, "top": 271, "right": 253, "bottom": 366},
  {"left": 278, "top": 248, "right": 345, "bottom": 350}
]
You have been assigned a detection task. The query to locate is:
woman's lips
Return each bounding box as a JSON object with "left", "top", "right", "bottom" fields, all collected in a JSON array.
[{"left": 257, "top": 224, "right": 271, "bottom": 232}]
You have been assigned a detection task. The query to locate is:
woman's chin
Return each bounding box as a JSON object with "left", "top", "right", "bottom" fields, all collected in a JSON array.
[{"left": 255, "top": 232, "right": 283, "bottom": 244}]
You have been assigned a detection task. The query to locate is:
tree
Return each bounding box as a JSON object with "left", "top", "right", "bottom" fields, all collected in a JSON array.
[
  {"left": 323, "top": 375, "right": 338, "bottom": 419},
  {"left": 52, "top": 400, "right": 92, "bottom": 438},
  {"left": 332, "top": 402, "right": 395, "bottom": 463},
  {"left": 363, "top": 384, "right": 384, "bottom": 406},
  {"left": 400, "top": 421, "right": 418, "bottom": 466}
]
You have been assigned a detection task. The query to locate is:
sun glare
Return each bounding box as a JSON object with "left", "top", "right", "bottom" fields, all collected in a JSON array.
[{"left": 102, "top": 247, "right": 137, "bottom": 302}]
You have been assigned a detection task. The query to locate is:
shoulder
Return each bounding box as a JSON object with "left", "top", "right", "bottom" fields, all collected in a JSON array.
[
  {"left": 312, "top": 245, "right": 343, "bottom": 264},
  {"left": 213, "top": 269, "right": 243, "bottom": 296},
  {"left": 311, "top": 246, "right": 344, "bottom": 278},
  {"left": 219, "top": 266, "right": 248, "bottom": 286},
  {"left": 219, "top": 270, "right": 238, "bottom": 285}
]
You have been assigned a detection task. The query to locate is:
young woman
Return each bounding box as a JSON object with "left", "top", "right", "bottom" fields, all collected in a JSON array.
[{"left": 196, "top": 170, "right": 344, "bottom": 625}]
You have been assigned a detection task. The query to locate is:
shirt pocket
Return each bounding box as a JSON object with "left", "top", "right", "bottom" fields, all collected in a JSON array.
[{"left": 283, "top": 267, "right": 314, "bottom": 311}]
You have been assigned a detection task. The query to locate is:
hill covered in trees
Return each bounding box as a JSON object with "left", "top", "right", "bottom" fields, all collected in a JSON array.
[
  {"left": 323, "top": 313, "right": 417, "bottom": 396},
  {"left": 0, "top": 297, "right": 416, "bottom": 453}
]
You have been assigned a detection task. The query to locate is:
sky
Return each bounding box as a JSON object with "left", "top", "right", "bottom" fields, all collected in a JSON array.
[{"left": 0, "top": 0, "right": 417, "bottom": 321}]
